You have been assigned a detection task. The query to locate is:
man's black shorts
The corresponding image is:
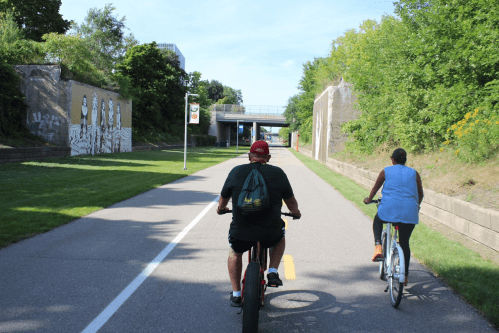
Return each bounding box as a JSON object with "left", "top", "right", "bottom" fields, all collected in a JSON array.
[{"left": 228, "top": 232, "right": 284, "bottom": 254}]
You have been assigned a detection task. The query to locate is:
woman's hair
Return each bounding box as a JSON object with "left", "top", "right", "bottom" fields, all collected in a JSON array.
[{"left": 391, "top": 148, "right": 407, "bottom": 165}]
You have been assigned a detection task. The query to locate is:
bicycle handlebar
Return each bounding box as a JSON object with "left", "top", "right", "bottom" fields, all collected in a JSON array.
[
  {"left": 364, "top": 198, "right": 381, "bottom": 205},
  {"left": 217, "top": 209, "right": 301, "bottom": 219}
]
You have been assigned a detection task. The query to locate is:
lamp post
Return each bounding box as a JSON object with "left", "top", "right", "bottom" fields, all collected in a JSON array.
[{"left": 183, "top": 92, "right": 199, "bottom": 170}]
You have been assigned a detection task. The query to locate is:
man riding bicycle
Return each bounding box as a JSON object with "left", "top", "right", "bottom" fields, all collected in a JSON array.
[{"left": 217, "top": 140, "right": 301, "bottom": 307}]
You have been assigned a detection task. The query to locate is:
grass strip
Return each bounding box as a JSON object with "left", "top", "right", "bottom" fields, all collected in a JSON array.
[
  {"left": 0, "top": 146, "right": 249, "bottom": 248},
  {"left": 289, "top": 148, "right": 499, "bottom": 329}
]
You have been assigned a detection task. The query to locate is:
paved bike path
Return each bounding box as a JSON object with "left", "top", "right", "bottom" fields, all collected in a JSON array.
[{"left": 0, "top": 147, "right": 495, "bottom": 332}]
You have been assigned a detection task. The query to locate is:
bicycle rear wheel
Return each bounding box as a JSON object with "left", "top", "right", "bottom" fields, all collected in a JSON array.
[
  {"left": 389, "top": 247, "right": 404, "bottom": 308},
  {"left": 378, "top": 231, "right": 387, "bottom": 280},
  {"left": 242, "top": 262, "right": 261, "bottom": 333}
]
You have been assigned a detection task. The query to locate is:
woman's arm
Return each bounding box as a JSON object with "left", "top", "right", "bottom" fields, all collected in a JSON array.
[
  {"left": 364, "top": 169, "right": 385, "bottom": 204},
  {"left": 416, "top": 171, "right": 424, "bottom": 205}
]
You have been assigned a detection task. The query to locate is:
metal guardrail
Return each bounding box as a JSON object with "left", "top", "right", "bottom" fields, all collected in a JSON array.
[{"left": 210, "top": 104, "right": 286, "bottom": 116}]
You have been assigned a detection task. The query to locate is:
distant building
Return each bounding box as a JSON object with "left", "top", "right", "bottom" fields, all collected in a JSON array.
[{"left": 157, "top": 43, "right": 185, "bottom": 70}]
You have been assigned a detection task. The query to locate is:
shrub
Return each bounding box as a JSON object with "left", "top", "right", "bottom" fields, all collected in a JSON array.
[
  {"left": 445, "top": 108, "right": 499, "bottom": 162},
  {"left": 0, "top": 60, "right": 29, "bottom": 136}
]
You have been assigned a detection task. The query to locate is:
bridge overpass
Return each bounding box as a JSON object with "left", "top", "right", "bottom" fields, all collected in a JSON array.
[{"left": 208, "top": 105, "right": 290, "bottom": 144}]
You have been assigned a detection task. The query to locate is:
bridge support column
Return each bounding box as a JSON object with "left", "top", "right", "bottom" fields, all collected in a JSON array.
[{"left": 252, "top": 122, "right": 260, "bottom": 143}]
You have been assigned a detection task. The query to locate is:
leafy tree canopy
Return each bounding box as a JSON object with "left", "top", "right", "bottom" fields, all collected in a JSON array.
[
  {"left": 287, "top": 0, "right": 499, "bottom": 155},
  {"left": 205, "top": 80, "right": 224, "bottom": 102},
  {"left": 116, "top": 42, "right": 187, "bottom": 137},
  {"left": 72, "top": 3, "right": 138, "bottom": 82},
  {"left": 0, "top": 0, "right": 70, "bottom": 42}
]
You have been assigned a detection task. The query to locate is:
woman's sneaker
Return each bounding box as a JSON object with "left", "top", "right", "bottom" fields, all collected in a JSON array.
[
  {"left": 372, "top": 245, "right": 384, "bottom": 262},
  {"left": 267, "top": 272, "right": 283, "bottom": 287}
]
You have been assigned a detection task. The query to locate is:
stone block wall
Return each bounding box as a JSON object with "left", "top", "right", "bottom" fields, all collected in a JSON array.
[
  {"left": 312, "top": 80, "right": 359, "bottom": 163},
  {"left": 298, "top": 146, "right": 499, "bottom": 252}
]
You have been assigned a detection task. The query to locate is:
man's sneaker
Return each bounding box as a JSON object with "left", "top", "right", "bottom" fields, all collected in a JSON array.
[
  {"left": 372, "top": 244, "right": 384, "bottom": 262},
  {"left": 267, "top": 272, "right": 283, "bottom": 287},
  {"left": 230, "top": 294, "right": 242, "bottom": 307}
]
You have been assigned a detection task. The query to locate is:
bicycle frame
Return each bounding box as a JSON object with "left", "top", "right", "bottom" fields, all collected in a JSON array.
[
  {"left": 242, "top": 242, "right": 267, "bottom": 306},
  {"left": 385, "top": 223, "right": 405, "bottom": 284}
]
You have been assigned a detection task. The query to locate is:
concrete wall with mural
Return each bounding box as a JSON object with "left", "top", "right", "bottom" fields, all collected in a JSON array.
[
  {"left": 312, "top": 80, "right": 359, "bottom": 163},
  {"left": 69, "top": 82, "right": 132, "bottom": 156},
  {"left": 14, "top": 65, "right": 132, "bottom": 156}
]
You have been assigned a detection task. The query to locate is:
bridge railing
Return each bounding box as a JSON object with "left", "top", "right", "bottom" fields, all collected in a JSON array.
[{"left": 211, "top": 104, "right": 285, "bottom": 116}]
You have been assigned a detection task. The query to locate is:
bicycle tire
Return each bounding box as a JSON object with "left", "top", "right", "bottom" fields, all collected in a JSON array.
[
  {"left": 389, "top": 247, "right": 404, "bottom": 308},
  {"left": 242, "top": 262, "right": 261, "bottom": 333},
  {"left": 378, "top": 231, "right": 387, "bottom": 280}
]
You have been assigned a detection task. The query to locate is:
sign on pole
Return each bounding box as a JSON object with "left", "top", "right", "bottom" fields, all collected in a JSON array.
[{"left": 189, "top": 103, "right": 200, "bottom": 124}]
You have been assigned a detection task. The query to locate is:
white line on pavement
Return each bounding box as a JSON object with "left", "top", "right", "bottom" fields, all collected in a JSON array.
[{"left": 81, "top": 196, "right": 220, "bottom": 333}]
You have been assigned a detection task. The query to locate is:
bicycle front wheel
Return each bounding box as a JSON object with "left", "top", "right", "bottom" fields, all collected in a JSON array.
[
  {"left": 379, "top": 231, "right": 387, "bottom": 280},
  {"left": 242, "top": 262, "right": 262, "bottom": 333},
  {"left": 389, "top": 247, "right": 404, "bottom": 308}
]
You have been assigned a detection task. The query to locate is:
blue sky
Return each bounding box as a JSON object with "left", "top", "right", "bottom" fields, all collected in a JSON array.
[{"left": 60, "top": 0, "right": 396, "bottom": 108}]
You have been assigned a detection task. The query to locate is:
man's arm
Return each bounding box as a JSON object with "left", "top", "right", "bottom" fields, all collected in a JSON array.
[
  {"left": 283, "top": 196, "right": 301, "bottom": 218},
  {"left": 217, "top": 196, "right": 231, "bottom": 214}
]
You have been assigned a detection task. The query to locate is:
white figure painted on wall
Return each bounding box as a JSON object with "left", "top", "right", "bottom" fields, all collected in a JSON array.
[
  {"left": 91, "top": 92, "right": 99, "bottom": 155},
  {"left": 79, "top": 95, "right": 91, "bottom": 154},
  {"left": 100, "top": 98, "right": 107, "bottom": 153},
  {"left": 108, "top": 98, "right": 114, "bottom": 153},
  {"left": 114, "top": 103, "right": 122, "bottom": 152}
]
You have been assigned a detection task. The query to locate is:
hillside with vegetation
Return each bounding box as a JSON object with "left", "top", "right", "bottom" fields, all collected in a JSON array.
[{"left": 280, "top": 0, "right": 499, "bottom": 210}]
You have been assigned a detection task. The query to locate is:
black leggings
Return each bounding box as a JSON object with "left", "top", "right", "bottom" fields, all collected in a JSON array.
[{"left": 373, "top": 214, "right": 415, "bottom": 276}]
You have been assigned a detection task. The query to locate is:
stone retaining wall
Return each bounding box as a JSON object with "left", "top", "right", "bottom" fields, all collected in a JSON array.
[
  {"left": 0, "top": 147, "right": 71, "bottom": 164},
  {"left": 298, "top": 147, "right": 499, "bottom": 252}
]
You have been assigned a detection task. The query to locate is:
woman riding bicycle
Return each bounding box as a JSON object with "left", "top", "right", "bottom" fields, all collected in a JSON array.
[{"left": 363, "top": 148, "right": 424, "bottom": 286}]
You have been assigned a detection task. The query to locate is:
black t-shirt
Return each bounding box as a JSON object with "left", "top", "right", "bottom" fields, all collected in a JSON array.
[{"left": 221, "top": 162, "right": 294, "bottom": 241}]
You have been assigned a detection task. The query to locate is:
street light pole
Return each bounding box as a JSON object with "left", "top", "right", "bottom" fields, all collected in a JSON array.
[{"left": 184, "top": 92, "right": 199, "bottom": 170}]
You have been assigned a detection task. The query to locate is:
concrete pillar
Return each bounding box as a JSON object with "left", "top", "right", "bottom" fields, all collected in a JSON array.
[
  {"left": 216, "top": 122, "right": 224, "bottom": 141},
  {"left": 225, "top": 125, "right": 231, "bottom": 147},
  {"left": 252, "top": 122, "right": 261, "bottom": 143}
]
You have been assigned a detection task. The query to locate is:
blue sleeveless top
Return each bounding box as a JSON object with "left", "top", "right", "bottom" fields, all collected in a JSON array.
[{"left": 378, "top": 165, "right": 419, "bottom": 224}]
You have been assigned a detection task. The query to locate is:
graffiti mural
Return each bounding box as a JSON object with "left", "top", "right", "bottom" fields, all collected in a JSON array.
[
  {"left": 26, "top": 111, "right": 62, "bottom": 141},
  {"left": 70, "top": 83, "right": 132, "bottom": 156}
]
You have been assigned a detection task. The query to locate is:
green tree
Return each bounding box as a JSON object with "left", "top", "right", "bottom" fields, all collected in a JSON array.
[
  {"left": 285, "top": 58, "right": 326, "bottom": 143},
  {"left": 0, "top": 59, "right": 28, "bottom": 136},
  {"left": 205, "top": 80, "right": 224, "bottom": 102},
  {"left": 0, "top": 11, "right": 43, "bottom": 64},
  {"left": 0, "top": 0, "right": 70, "bottom": 42},
  {"left": 42, "top": 32, "right": 106, "bottom": 87},
  {"left": 185, "top": 71, "right": 213, "bottom": 135},
  {"left": 283, "top": 95, "right": 300, "bottom": 131},
  {"left": 116, "top": 42, "right": 187, "bottom": 138},
  {"left": 72, "top": 3, "right": 138, "bottom": 85},
  {"left": 215, "top": 86, "right": 243, "bottom": 105}
]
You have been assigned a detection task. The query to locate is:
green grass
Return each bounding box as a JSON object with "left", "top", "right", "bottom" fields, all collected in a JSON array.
[
  {"left": 289, "top": 148, "right": 499, "bottom": 329},
  {"left": 0, "top": 146, "right": 250, "bottom": 248}
]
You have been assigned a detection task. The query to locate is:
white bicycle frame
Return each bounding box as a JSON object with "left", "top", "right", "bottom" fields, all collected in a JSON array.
[{"left": 384, "top": 222, "right": 405, "bottom": 284}]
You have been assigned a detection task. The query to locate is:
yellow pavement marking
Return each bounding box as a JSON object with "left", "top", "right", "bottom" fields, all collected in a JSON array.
[
  {"left": 283, "top": 218, "right": 288, "bottom": 230},
  {"left": 283, "top": 255, "right": 296, "bottom": 280}
]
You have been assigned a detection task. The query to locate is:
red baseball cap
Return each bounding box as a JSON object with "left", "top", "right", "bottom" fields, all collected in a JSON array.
[{"left": 250, "top": 140, "right": 270, "bottom": 155}]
